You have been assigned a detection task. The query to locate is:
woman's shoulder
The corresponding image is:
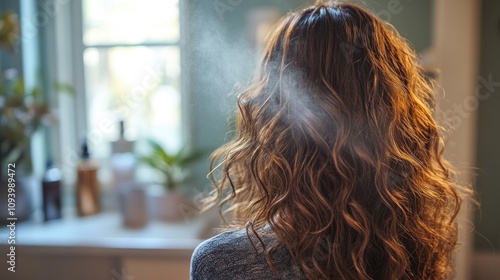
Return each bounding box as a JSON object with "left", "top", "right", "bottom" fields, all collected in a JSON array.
[
  {"left": 192, "top": 228, "right": 250, "bottom": 263},
  {"left": 191, "top": 229, "right": 253, "bottom": 270},
  {"left": 190, "top": 228, "right": 256, "bottom": 279},
  {"left": 190, "top": 227, "right": 305, "bottom": 280}
]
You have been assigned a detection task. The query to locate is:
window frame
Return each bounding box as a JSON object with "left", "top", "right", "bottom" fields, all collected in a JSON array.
[{"left": 45, "top": 0, "right": 190, "bottom": 185}]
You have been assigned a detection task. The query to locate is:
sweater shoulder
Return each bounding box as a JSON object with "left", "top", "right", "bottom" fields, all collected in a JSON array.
[
  {"left": 190, "top": 229, "right": 253, "bottom": 279},
  {"left": 192, "top": 228, "right": 250, "bottom": 257},
  {"left": 190, "top": 228, "right": 304, "bottom": 280}
]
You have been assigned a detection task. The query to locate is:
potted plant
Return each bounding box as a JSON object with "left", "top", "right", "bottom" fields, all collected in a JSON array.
[
  {"left": 0, "top": 11, "right": 46, "bottom": 222},
  {"left": 140, "top": 139, "right": 206, "bottom": 222},
  {"left": 0, "top": 11, "right": 72, "bottom": 223}
]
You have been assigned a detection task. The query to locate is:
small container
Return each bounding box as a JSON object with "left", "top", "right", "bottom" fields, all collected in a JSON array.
[
  {"left": 119, "top": 186, "right": 148, "bottom": 228},
  {"left": 42, "top": 160, "right": 62, "bottom": 221}
]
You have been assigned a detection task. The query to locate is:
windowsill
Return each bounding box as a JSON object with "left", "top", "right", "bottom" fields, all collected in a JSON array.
[{"left": 0, "top": 210, "right": 218, "bottom": 258}]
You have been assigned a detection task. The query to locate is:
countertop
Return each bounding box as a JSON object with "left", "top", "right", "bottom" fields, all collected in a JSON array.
[{"left": 0, "top": 211, "right": 218, "bottom": 257}]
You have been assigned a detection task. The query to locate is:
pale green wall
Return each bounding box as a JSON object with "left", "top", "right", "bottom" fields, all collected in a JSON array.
[{"left": 356, "top": 0, "right": 432, "bottom": 52}]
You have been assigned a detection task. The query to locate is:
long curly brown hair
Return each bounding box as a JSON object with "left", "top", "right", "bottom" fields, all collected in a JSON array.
[{"left": 207, "top": 1, "right": 466, "bottom": 279}]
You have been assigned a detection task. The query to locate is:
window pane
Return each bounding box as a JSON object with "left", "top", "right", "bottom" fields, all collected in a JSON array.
[
  {"left": 83, "top": 0, "right": 179, "bottom": 45},
  {"left": 84, "top": 46, "right": 182, "bottom": 159}
]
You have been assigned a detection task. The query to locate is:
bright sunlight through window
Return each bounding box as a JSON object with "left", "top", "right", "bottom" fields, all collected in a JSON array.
[{"left": 82, "top": 0, "right": 181, "bottom": 159}]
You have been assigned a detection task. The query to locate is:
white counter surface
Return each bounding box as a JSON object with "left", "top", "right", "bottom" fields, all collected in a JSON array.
[{"left": 0, "top": 211, "right": 217, "bottom": 257}]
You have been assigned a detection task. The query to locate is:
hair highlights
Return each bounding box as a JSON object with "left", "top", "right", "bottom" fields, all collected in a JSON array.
[{"left": 208, "top": 2, "right": 466, "bottom": 279}]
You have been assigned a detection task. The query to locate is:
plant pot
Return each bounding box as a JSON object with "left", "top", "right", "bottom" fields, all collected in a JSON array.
[{"left": 147, "top": 186, "right": 188, "bottom": 222}]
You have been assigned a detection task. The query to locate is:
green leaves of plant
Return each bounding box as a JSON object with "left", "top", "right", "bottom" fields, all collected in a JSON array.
[{"left": 139, "top": 139, "right": 208, "bottom": 191}]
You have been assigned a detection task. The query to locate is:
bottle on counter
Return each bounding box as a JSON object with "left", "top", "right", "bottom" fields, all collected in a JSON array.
[
  {"left": 108, "top": 120, "right": 137, "bottom": 212},
  {"left": 42, "top": 160, "right": 62, "bottom": 222},
  {"left": 110, "top": 120, "right": 136, "bottom": 190},
  {"left": 76, "top": 140, "right": 100, "bottom": 216}
]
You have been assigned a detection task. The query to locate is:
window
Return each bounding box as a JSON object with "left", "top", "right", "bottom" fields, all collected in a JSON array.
[{"left": 81, "top": 0, "right": 182, "bottom": 160}]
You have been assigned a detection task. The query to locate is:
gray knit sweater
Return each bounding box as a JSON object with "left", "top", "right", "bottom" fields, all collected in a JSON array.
[{"left": 190, "top": 227, "right": 306, "bottom": 280}]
